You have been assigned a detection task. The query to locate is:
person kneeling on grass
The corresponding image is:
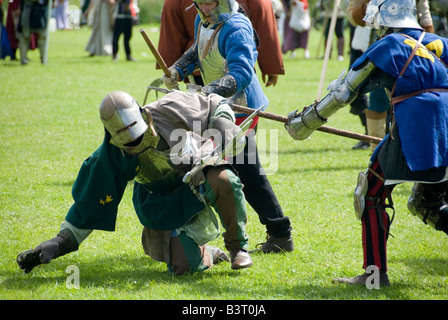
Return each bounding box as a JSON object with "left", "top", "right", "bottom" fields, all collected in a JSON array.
[{"left": 17, "top": 90, "right": 253, "bottom": 275}]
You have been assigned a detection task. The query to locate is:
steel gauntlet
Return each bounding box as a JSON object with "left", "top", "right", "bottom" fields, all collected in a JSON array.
[
  {"left": 285, "top": 103, "right": 327, "bottom": 140},
  {"left": 285, "top": 60, "right": 376, "bottom": 140}
]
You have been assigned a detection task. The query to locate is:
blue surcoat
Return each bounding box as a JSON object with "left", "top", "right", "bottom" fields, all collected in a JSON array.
[{"left": 352, "top": 29, "right": 448, "bottom": 172}]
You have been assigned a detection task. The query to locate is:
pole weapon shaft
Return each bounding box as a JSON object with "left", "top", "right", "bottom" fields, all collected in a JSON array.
[
  {"left": 143, "top": 77, "right": 382, "bottom": 144},
  {"left": 231, "top": 104, "right": 382, "bottom": 145},
  {"left": 140, "top": 28, "right": 171, "bottom": 77}
]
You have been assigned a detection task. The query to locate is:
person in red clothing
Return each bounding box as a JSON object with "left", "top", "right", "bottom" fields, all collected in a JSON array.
[
  {"left": 157, "top": 0, "right": 285, "bottom": 88},
  {"left": 157, "top": 0, "right": 202, "bottom": 84},
  {"left": 5, "top": 0, "right": 25, "bottom": 60}
]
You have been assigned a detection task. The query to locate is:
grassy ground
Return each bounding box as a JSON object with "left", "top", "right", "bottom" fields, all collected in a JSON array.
[{"left": 1, "top": 23, "right": 448, "bottom": 302}]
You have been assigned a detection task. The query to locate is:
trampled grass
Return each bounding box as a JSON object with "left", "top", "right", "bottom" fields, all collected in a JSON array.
[{"left": 1, "top": 23, "right": 448, "bottom": 302}]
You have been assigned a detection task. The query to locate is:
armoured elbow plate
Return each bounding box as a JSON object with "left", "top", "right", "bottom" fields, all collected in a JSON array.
[
  {"left": 201, "top": 74, "right": 237, "bottom": 97},
  {"left": 286, "top": 61, "right": 376, "bottom": 140}
]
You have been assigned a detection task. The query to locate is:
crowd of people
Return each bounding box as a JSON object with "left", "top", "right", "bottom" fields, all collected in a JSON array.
[
  {"left": 0, "top": 0, "right": 369, "bottom": 65},
  {"left": 3, "top": 0, "right": 445, "bottom": 66},
  {"left": 0, "top": 0, "right": 139, "bottom": 63},
  {"left": 6, "top": 0, "right": 448, "bottom": 288}
]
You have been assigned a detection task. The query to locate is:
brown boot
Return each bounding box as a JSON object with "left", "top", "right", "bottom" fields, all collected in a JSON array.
[
  {"left": 229, "top": 249, "right": 253, "bottom": 270},
  {"left": 333, "top": 271, "right": 390, "bottom": 287}
]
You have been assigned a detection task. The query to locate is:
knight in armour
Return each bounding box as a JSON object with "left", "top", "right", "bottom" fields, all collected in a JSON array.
[
  {"left": 17, "top": 90, "right": 254, "bottom": 275},
  {"left": 286, "top": 0, "right": 448, "bottom": 286}
]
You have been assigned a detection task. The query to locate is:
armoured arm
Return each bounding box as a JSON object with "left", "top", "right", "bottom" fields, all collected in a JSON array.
[
  {"left": 161, "top": 46, "right": 200, "bottom": 89},
  {"left": 201, "top": 74, "right": 238, "bottom": 98},
  {"left": 286, "top": 60, "right": 377, "bottom": 140},
  {"left": 172, "top": 46, "right": 200, "bottom": 81}
]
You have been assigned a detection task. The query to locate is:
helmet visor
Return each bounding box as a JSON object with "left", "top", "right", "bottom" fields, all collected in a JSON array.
[
  {"left": 100, "top": 92, "right": 149, "bottom": 148},
  {"left": 109, "top": 101, "right": 148, "bottom": 147}
]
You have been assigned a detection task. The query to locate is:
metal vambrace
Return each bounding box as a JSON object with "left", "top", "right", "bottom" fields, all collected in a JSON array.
[
  {"left": 201, "top": 74, "right": 238, "bottom": 98},
  {"left": 286, "top": 60, "right": 376, "bottom": 140},
  {"left": 172, "top": 47, "right": 200, "bottom": 81},
  {"left": 407, "top": 183, "right": 446, "bottom": 230}
]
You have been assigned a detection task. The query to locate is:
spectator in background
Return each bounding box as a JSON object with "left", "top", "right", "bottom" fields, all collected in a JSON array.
[
  {"left": 18, "top": 0, "right": 48, "bottom": 65},
  {"left": 80, "top": 0, "right": 91, "bottom": 25},
  {"left": 347, "top": 23, "right": 371, "bottom": 150},
  {"left": 5, "top": 0, "right": 38, "bottom": 61},
  {"left": 54, "top": 0, "right": 69, "bottom": 30},
  {"left": 6, "top": 0, "right": 21, "bottom": 61},
  {"left": 84, "top": 0, "right": 114, "bottom": 56},
  {"left": 281, "top": 0, "right": 310, "bottom": 59},
  {"left": 430, "top": 0, "right": 448, "bottom": 37},
  {"left": 271, "top": 0, "right": 284, "bottom": 27},
  {"left": 157, "top": 0, "right": 285, "bottom": 88},
  {"left": 112, "top": 0, "right": 135, "bottom": 61},
  {"left": 1, "top": 0, "right": 13, "bottom": 59},
  {"left": 320, "top": 0, "right": 346, "bottom": 61}
]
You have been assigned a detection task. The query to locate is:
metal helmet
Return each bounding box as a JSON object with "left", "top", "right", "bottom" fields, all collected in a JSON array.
[
  {"left": 193, "top": 0, "right": 239, "bottom": 25},
  {"left": 99, "top": 91, "right": 151, "bottom": 149},
  {"left": 363, "top": 0, "right": 422, "bottom": 30}
]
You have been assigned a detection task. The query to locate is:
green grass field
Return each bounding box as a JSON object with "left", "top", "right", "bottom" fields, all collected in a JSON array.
[{"left": 1, "top": 23, "right": 447, "bottom": 302}]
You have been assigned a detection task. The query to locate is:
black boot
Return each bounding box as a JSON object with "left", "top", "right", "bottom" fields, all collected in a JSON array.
[
  {"left": 252, "top": 233, "right": 294, "bottom": 253},
  {"left": 17, "top": 229, "right": 79, "bottom": 273},
  {"left": 352, "top": 140, "right": 370, "bottom": 150},
  {"left": 433, "top": 205, "right": 448, "bottom": 235}
]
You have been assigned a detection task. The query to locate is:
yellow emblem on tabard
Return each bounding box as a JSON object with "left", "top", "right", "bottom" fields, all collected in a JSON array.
[{"left": 99, "top": 195, "right": 113, "bottom": 205}]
